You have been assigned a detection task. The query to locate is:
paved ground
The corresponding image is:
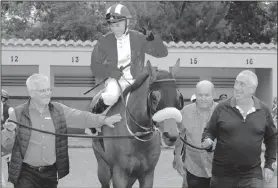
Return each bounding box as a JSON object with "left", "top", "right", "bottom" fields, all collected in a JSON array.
[{"left": 1, "top": 138, "right": 277, "bottom": 188}]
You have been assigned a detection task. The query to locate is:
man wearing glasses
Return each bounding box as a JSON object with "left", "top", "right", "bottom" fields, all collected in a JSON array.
[{"left": 1, "top": 73, "right": 122, "bottom": 188}]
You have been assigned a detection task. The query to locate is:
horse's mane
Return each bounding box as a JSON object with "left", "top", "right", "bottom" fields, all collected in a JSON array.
[
  {"left": 111, "top": 72, "right": 150, "bottom": 108},
  {"left": 111, "top": 69, "right": 173, "bottom": 110}
]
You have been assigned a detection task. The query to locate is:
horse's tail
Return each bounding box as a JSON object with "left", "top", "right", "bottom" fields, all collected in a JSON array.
[{"left": 92, "top": 138, "right": 110, "bottom": 166}]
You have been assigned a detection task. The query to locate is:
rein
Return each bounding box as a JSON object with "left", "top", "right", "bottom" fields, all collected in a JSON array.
[
  {"left": 116, "top": 75, "right": 192, "bottom": 143},
  {"left": 7, "top": 119, "right": 151, "bottom": 139},
  {"left": 179, "top": 136, "right": 215, "bottom": 152},
  {"left": 116, "top": 76, "right": 179, "bottom": 142},
  {"left": 6, "top": 78, "right": 175, "bottom": 142}
]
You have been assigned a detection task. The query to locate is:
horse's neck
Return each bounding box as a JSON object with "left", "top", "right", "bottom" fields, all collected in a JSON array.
[{"left": 127, "top": 79, "right": 150, "bottom": 126}]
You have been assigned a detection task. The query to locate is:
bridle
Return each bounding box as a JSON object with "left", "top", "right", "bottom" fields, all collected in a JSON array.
[{"left": 117, "top": 75, "right": 179, "bottom": 142}]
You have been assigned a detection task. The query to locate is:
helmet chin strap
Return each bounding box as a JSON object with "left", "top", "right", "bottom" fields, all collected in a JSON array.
[
  {"left": 124, "top": 19, "right": 128, "bottom": 35},
  {"left": 114, "top": 19, "right": 128, "bottom": 39}
]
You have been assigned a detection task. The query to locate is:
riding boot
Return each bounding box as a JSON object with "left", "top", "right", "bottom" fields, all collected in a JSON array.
[
  {"left": 7, "top": 161, "right": 10, "bottom": 182},
  {"left": 91, "top": 97, "right": 109, "bottom": 114},
  {"left": 89, "top": 97, "right": 109, "bottom": 134}
]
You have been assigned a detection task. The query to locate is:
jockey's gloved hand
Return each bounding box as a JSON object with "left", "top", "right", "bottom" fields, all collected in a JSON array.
[
  {"left": 139, "top": 27, "right": 154, "bottom": 41},
  {"left": 109, "top": 68, "right": 123, "bottom": 80},
  {"left": 205, "top": 145, "right": 214, "bottom": 152}
]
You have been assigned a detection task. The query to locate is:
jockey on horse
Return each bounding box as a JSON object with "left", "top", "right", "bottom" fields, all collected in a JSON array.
[{"left": 89, "top": 3, "right": 168, "bottom": 133}]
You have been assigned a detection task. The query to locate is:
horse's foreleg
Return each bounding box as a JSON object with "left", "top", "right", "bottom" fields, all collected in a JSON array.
[
  {"left": 92, "top": 144, "right": 111, "bottom": 188},
  {"left": 112, "top": 165, "right": 136, "bottom": 188},
  {"left": 138, "top": 170, "right": 155, "bottom": 188}
]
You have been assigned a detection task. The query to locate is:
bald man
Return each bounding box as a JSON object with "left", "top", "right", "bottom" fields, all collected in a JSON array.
[{"left": 173, "top": 80, "right": 218, "bottom": 188}]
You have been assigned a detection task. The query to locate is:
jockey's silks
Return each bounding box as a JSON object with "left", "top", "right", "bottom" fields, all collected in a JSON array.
[
  {"left": 90, "top": 30, "right": 168, "bottom": 81},
  {"left": 116, "top": 32, "right": 132, "bottom": 80}
]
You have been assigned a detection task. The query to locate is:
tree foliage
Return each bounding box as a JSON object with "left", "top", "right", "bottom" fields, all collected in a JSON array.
[{"left": 1, "top": 1, "right": 277, "bottom": 44}]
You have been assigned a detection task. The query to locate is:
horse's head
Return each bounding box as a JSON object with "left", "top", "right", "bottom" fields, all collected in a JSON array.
[
  {"left": 145, "top": 59, "right": 184, "bottom": 146},
  {"left": 126, "top": 58, "right": 183, "bottom": 144}
]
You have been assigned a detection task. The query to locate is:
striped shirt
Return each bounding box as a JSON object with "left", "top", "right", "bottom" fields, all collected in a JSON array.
[
  {"left": 116, "top": 31, "right": 132, "bottom": 80},
  {"left": 181, "top": 102, "right": 218, "bottom": 178}
]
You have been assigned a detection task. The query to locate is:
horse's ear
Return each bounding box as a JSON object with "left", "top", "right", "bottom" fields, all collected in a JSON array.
[
  {"left": 171, "top": 58, "right": 180, "bottom": 78},
  {"left": 146, "top": 60, "right": 153, "bottom": 76}
]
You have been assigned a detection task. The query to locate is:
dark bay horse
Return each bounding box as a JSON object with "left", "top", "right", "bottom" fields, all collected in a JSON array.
[{"left": 90, "top": 59, "right": 184, "bottom": 188}]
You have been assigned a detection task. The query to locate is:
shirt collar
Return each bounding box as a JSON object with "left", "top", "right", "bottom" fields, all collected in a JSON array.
[
  {"left": 115, "top": 28, "right": 129, "bottom": 40},
  {"left": 28, "top": 99, "right": 49, "bottom": 113},
  {"left": 230, "top": 96, "right": 261, "bottom": 109},
  {"left": 195, "top": 101, "right": 217, "bottom": 114}
]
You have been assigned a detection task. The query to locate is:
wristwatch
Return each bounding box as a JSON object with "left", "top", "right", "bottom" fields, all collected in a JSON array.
[{"left": 6, "top": 127, "right": 14, "bottom": 132}]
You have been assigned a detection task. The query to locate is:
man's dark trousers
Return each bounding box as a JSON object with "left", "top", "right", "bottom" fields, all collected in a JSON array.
[
  {"left": 14, "top": 163, "right": 58, "bottom": 188},
  {"left": 186, "top": 170, "right": 210, "bottom": 188},
  {"left": 210, "top": 175, "right": 264, "bottom": 188}
]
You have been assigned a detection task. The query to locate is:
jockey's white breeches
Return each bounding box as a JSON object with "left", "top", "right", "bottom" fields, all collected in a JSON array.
[{"left": 101, "top": 78, "right": 135, "bottom": 106}]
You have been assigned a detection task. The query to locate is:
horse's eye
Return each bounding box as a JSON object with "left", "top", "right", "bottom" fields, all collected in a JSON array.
[
  {"left": 152, "top": 91, "right": 161, "bottom": 102},
  {"left": 152, "top": 94, "right": 157, "bottom": 101}
]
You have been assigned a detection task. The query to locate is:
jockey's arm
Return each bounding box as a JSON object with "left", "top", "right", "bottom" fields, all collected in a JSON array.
[
  {"left": 140, "top": 32, "right": 168, "bottom": 58},
  {"left": 90, "top": 41, "right": 122, "bottom": 80},
  {"left": 1, "top": 111, "right": 17, "bottom": 150},
  {"left": 90, "top": 41, "right": 110, "bottom": 79},
  {"left": 59, "top": 103, "right": 107, "bottom": 129}
]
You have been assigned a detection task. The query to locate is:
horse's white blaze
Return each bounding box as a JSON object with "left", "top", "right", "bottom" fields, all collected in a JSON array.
[{"left": 152, "top": 107, "right": 182, "bottom": 123}]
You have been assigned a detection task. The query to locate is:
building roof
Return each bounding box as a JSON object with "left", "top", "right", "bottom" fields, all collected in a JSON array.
[{"left": 1, "top": 38, "right": 277, "bottom": 50}]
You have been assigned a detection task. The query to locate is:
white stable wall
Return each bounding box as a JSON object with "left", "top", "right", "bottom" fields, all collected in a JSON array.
[{"left": 1, "top": 39, "right": 277, "bottom": 109}]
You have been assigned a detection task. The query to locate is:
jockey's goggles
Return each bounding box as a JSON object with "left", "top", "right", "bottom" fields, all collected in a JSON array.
[
  {"left": 32, "top": 88, "right": 52, "bottom": 94},
  {"left": 106, "top": 13, "right": 127, "bottom": 24}
]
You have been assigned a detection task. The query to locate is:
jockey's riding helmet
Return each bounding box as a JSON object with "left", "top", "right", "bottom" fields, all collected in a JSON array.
[
  {"left": 1, "top": 89, "right": 9, "bottom": 100},
  {"left": 105, "top": 4, "right": 131, "bottom": 24}
]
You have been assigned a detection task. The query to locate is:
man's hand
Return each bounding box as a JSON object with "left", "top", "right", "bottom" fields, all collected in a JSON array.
[
  {"left": 201, "top": 138, "right": 213, "bottom": 148},
  {"left": 109, "top": 68, "right": 123, "bottom": 80},
  {"left": 264, "top": 168, "right": 274, "bottom": 183},
  {"left": 139, "top": 27, "right": 154, "bottom": 41},
  {"left": 2, "top": 121, "right": 16, "bottom": 139},
  {"left": 173, "top": 155, "right": 186, "bottom": 177},
  {"left": 3, "top": 120, "right": 16, "bottom": 132},
  {"left": 104, "top": 114, "right": 122, "bottom": 128}
]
